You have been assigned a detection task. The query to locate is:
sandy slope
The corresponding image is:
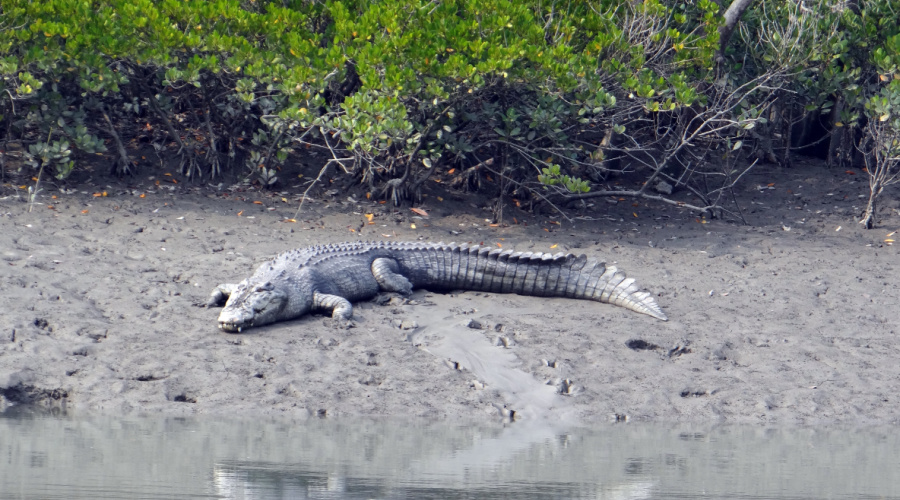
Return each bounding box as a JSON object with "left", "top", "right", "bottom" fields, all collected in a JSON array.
[{"left": 1, "top": 160, "right": 898, "bottom": 424}]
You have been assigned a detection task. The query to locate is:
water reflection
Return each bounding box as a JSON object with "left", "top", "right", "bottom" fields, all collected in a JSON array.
[{"left": 2, "top": 409, "right": 898, "bottom": 499}]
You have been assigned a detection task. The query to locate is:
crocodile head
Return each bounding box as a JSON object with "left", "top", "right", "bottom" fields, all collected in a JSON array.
[{"left": 217, "top": 280, "right": 287, "bottom": 332}]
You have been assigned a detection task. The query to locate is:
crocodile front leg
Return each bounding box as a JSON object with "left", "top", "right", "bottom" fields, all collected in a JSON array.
[
  {"left": 313, "top": 291, "right": 354, "bottom": 320},
  {"left": 208, "top": 283, "right": 240, "bottom": 307}
]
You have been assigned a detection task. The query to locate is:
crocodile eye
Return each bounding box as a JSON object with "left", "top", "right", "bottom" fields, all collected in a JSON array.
[{"left": 255, "top": 282, "right": 274, "bottom": 292}]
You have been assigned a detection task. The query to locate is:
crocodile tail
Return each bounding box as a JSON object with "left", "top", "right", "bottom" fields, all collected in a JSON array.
[{"left": 422, "top": 244, "right": 667, "bottom": 321}]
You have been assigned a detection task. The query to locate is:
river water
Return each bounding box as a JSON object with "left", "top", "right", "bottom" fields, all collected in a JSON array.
[{"left": 1, "top": 410, "right": 898, "bottom": 499}]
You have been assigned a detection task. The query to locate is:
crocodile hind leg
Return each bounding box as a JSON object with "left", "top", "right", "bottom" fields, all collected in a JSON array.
[
  {"left": 208, "top": 283, "right": 239, "bottom": 307},
  {"left": 313, "top": 291, "right": 354, "bottom": 320},
  {"left": 371, "top": 258, "right": 413, "bottom": 294}
]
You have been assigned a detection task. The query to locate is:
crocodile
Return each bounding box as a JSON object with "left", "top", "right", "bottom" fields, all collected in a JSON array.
[{"left": 208, "top": 241, "right": 667, "bottom": 332}]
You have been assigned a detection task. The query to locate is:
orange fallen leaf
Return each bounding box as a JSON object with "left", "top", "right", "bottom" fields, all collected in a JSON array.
[
  {"left": 437, "top": 196, "right": 444, "bottom": 202},
  {"left": 164, "top": 173, "right": 172, "bottom": 176},
  {"left": 549, "top": 221, "right": 560, "bottom": 225},
  {"left": 550, "top": 244, "right": 558, "bottom": 249},
  {"left": 543, "top": 228, "right": 550, "bottom": 232},
  {"left": 633, "top": 212, "right": 638, "bottom": 218},
  {"left": 18, "top": 185, "right": 26, "bottom": 189},
  {"left": 81, "top": 209, "right": 89, "bottom": 214},
  {"left": 845, "top": 170, "right": 856, "bottom": 175},
  {"left": 237, "top": 210, "right": 243, "bottom": 216},
  {"left": 349, "top": 228, "right": 356, "bottom": 232},
  {"left": 93, "top": 192, "right": 103, "bottom": 197},
  {"left": 47, "top": 205, "right": 54, "bottom": 209},
  {"left": 767, "top": 183, "right": 775, "bottom": 187},
  {"left": 489, "top": 223, "right": 499, "bottom": 227},
  {"left": 139, "top": 194, "right": 146, "bottom": 198},
  {"left": 283, "top": 218, "right": 297, "bottom": 223},
  {"left": 366, "top": 192, "right": 372, "bottom": 200},
  {"left": 632, "top": 203, "right": 639, "bottom": 207},
  {"left": 448, "top": 168, "right": 456, "bottom": 174},
  {"left": 51, "top": 195, "right": 58, "bottom": 199},
  {"left": 495, "top": 242, "right": 502, "bottom": 247},
  {"left": 411, "top": 207, "right": 429, "bottom": 217},
  {"left": 513, "top": 217, "right": 518, "bottom": 224},
  {"left": 171, "top": 179, "right": 178, "bottom": 184},
  {"left": 253, "top": 200, "right": 263, "bottom": 205}
]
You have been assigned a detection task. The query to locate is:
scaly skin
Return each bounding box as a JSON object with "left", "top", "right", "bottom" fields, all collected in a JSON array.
[{"left": 208, "top": 241, "right": 667, "bottom": 332}]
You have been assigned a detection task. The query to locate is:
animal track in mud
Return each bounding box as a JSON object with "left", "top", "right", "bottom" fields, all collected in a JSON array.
[
  {"left": 668, "top": 345, "right": 692, "bottom": 357},
  {"left": 172, "top": 393, "right": 197, "bottom": 403},
  {"left": 33, "top": 317, "right": 51, "bottom": 332},
  {"left": 625, "top": 339, "right": 660, "bottom": 351},
  {"left": 134, "top": 374, "right": 167, "bottom": 382},
  {"left": 680, "top": 389, "right": 712, "bottom": 398}
]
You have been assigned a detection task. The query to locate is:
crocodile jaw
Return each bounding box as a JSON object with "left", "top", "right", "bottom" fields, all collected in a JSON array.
[{"left": 217, "top": 281, "right": 288, "bottom": 333}]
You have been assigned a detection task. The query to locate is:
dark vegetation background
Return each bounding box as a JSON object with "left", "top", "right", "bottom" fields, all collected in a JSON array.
[{"left": 2, "top": 0, "right": 899, "bottom": 227}]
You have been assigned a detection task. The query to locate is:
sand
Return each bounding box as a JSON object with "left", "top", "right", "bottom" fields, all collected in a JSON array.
[{"left": 1, "top": 159, "right": 898, "bottom": 424}]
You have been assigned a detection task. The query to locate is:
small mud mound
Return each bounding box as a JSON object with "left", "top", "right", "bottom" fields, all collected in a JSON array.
[{"left": 1, "top": 384, "right": 68, "bottom": 407}]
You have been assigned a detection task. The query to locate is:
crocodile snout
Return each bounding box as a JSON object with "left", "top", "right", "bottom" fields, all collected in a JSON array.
[{"left": 217, "top": 310, "right": 253, "bottom": 333}]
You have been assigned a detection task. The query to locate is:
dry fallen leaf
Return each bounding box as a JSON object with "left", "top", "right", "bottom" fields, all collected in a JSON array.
[
  {"left": 283, "top": 218, "right": 297, "bottom": 223},
  {"left": 495, "top": 242, "right": 502, "bottom": 247},
  {"left": 550, "top": 244, "right": 558, "bottom": 249},
  {"left": 93, "top": 193, "right": 103, "bottom": 197},
  {"left": 253, "top": 201, "right": 263, "bottom": 205},
  {"left": 237, "top": 210, "right": 243, "bottom": 217},
  {"left": 365, "top": 213, "right": 374, "bottom": 223},
  {"left": 410, "top": 223, "right": 416, "bottom": 229},
  {"left": 81, "top": 209, "right": 89, "bottom": 214},
  {"left": 139, "top": 193, "right": 146, "bottom": 198},
  {"left": 411, "top": 207, "right": 429, "bottom": 217}
]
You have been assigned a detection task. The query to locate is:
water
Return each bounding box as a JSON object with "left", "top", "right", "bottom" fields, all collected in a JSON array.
[{"left": 1, "top": 410, "right": 898, "bottom": 499}]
